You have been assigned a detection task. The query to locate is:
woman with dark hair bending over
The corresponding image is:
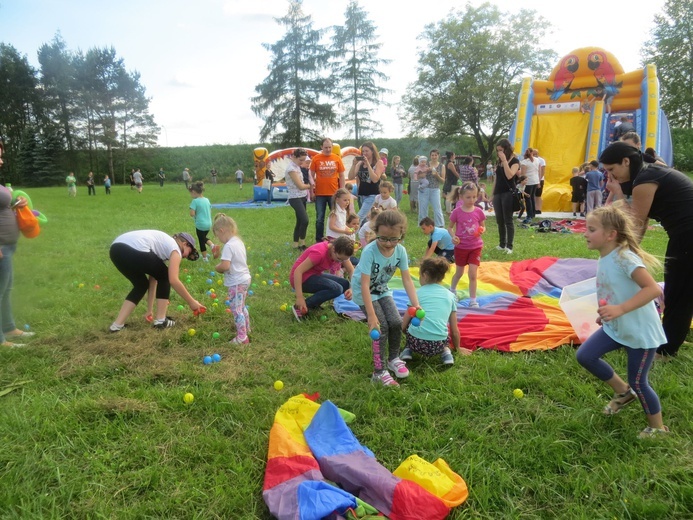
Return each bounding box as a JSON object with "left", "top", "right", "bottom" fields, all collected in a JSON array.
[
  {"left": 600, "top": 141, "right": 693, "bottom": 360},
  {"left": 491, "top": 139, "right": 520, "bottom": 254}
]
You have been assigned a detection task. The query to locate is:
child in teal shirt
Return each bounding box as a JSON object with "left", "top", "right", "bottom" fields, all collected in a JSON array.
[{"left": 189, "top": 181, "right": 218, "bottom": 261}]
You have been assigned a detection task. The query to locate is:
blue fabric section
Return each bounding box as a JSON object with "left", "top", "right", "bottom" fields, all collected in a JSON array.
[
  {"left": 296, "top": 480, "right": 357, "bottom": 520},
  {"left": 211, "top": 200, "right": 286, "bottom": 209},
  {"left": 304, "top": 401, "right": 375, "bottom": 460}
]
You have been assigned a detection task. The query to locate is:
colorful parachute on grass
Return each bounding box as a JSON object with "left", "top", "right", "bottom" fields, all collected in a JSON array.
[
  {"left": 263, "top": 394, "right": 468, "bottom": 519},
  {"left": 334, "top": 257, "right": 598, "bottom": 352}
]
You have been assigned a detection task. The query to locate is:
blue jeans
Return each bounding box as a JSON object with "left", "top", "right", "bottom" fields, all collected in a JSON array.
[
  {"left": 357, "top": 195, "right": 376, "bottom": 221},
  {"left": 302, "top": 274, "right": 350, "bottom": 309},
  {"left": 394, "top": 183, "right": 403, "bottom": 205},
  {"left": 0, "top": 244, "right": 17, "bottom": 343},
  {"left": 315, "top": 196, "right": 333, "bottom": 242},
  {"left": 418, "top": 188, "right": 444, "bottom": 227}
]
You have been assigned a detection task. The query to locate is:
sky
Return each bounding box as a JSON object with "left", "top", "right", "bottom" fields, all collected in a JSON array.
[{"left": 2, "top": 0, "right": 664, "bottom": 148}]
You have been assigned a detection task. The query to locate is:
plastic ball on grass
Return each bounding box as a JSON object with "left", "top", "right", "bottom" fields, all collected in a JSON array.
[
  {"left": 269, "top": 280, "right": 274, "bottom": 286},
  {"left": 262, "top": 281, "right": 268, "bottom": 286},
  {"left": 212, "top": 353, "right": 221, "bottom": 362},
  {"left": 203, "top": 355, "right": 212, "bottom": 365},
  {"left": 251, "top": 283, "right": 258, "bottom": 289},
  {"left": 188, "top": 328, "right": 196, "bottom": 336},
  {"left": 209, "top": 271, "right": 215, "bottom": 277},
  {"left": 217, "top": 279, "right": 223, "bottom": 286},
  {"left": 24, "top": 324, "right": 30, "bottom": 331},
  {"left": 513, "top": 389, "right": 524, "bottom": 399},
  {"left": 248, "top": 290, "right": 254, "bottom": 296},
  {"left": 225, "top": 308, "right": 231, "bottom": 314},
  {"left": 258, "top": 267, "right": 264, "bottom": 273},
  {"left": 280, "top": 303, "right": 288, "bottom": 312},
  {"left": 273, "top": 380, "right": 284, "bottom": 391},
  {"left": 183, "top": 392, "right": 194, "bottom": 404},
  {"left": 206, "top": 279, "right": 213, "bottom": 285},
  {"left": 320, "top": 315, "right": 327, "bottom": 322},
  {"left": 212, "top": 332, "right": 220, "bottom": 339}
]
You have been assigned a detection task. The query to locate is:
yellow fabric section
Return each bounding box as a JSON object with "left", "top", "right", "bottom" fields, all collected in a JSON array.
[
  {"left": 531, "top": 112, "right": 590, "bottom": 212},
  {"left": 272, "top": 394, "right": 320, "bottom": 448},
  {"left": 393, "top": 455, "right": 469, "bottom": 507},
  {"left": 267, "top": 422, "right": 314, "bottom": 459}
]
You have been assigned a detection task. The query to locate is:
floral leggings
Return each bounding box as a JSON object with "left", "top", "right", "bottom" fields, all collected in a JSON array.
[{"left": 227, "top": 282, "right": 250, "bottom": 341}]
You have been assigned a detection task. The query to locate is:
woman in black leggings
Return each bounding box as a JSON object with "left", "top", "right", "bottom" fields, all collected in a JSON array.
[
  {"left": 284, "top": 148, "right": 312, "bottom": 251},
  {"left": 491, "top": 138, "right": 520, "bottom": 254},
  {"left": 109, "top": 230, "right": 205, "bottom": 331}
]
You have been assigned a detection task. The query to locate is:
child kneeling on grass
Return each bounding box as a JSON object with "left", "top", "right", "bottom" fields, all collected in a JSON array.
[
  {"left": 576, "top": 204, "right": 669, "bottom": 438},
  {"left": 213, "top": 214, "right": 251, "bottom": 344},
  {"left": 401, "top": 256, "right": 464, "bottom": 366}
]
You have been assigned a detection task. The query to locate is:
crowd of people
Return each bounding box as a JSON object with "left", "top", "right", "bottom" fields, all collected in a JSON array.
[
  {"left": 5, "top": 131, "right": 690, "bottom": 437},
  {"left": 63, "top": 167, "right": 246, "bottom": 196}
]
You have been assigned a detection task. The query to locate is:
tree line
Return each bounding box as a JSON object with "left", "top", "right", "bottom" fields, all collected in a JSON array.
[
  {"left": 1, "top": 0, "right": 691, "bottom": 187},
  {"left": 0, "top": 34, "right": 157, "bottom": 186}
]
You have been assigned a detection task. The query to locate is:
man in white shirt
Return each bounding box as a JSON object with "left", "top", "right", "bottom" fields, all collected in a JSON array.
[{"left": 532, "top": 149, "right": 546, "bottom": 215}]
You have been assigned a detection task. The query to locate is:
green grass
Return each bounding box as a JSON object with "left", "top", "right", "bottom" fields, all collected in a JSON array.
[{"left": 1, "top": 182, "right": 691, "bottom": 519}]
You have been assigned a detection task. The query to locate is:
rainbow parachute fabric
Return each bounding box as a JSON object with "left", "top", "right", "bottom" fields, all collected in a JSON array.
[
  {"left": 263, "top": 394, "right": 468, "bottom": 519},
  {"left": 334, "top": 257, "right": 599, "bottom": 352}
]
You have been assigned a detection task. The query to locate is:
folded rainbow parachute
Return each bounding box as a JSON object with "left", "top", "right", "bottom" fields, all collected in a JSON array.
[
  {"left": 334, "top": 257, "right": 599, "bottom": 352},
  {"left": 263, "top": 394, "right": 468, "bottom": 519}
]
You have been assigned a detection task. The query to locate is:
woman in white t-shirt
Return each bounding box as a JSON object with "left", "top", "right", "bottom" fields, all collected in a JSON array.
[
  {"left": 519, "top": 148, "right": 541, "bottom": 223},
  {"left": 285, "top": 148, "right": 312, "bottom": 251},
  {"left": 109, "top": 230, "right": 205, "bottom": 331}
]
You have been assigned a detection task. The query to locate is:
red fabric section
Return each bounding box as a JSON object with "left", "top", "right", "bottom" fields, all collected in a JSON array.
[
  {"left": 263, "top": 455, "right": 320, "bottom": 490},
  {"left": 457, "top": 297, "right": 549, "bottom": 351},
  {"left": 508, "top": 257, "right": 558, "bottom": 296},
  {"left": 389, "top": 480, "right": 450, "bottom": 520}
]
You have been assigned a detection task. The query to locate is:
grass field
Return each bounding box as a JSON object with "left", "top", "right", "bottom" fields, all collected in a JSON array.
[{"left": 1, "top": 181, "right": 691, "bottom": 519}]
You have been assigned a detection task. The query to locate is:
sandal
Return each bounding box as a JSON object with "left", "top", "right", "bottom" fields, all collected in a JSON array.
[
  {"left": 603, "top": 388, "right": 637, "bottom": 415},
  {"left": 639, "top": 426, "right": 670, "bottom": 439}
]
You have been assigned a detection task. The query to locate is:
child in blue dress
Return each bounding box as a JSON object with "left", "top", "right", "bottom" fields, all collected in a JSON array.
[
  {"left": 352, "top": 210, "right": 420, "bottom": 387},
  {"left": 400, "top": 256, "right": 462, "bottom": 366},
  {"left": 576, "top": 204, "right": 669, "bottom": 438}
]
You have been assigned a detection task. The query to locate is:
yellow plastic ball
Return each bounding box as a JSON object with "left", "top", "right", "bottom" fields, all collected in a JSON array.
[
  {"left": 188, "top": 328, "right": 196, "bottom": 336},
  {"left": 262, "top": 281, "right": 267, "bottom": 286},
  {"left": 273, "top": 380, "right": 284, "bottom": 391},
  {"left": 513, "top": 388, "right": 524, "bottom": 399},
  {"left": 183, "top": 392, "right": 194, "bottom": 404},
  {"left": 280, "top": 303, "right": 288, "bottom": 312}
]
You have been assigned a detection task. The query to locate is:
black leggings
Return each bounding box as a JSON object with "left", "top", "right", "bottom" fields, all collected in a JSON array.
[
  {"left": 195, "top": 228, "right": 209, "bottom": 253},
  {"left": 525, "top": 184, "right": 538, "bottom": 218},
  {"left": 492, "top": 191, "right": 515, "bottom": 249},
  {"left": 289, "top": 197, "right": 309, "bottom": 242},
  {"left": 109, "top": 243, "right": 170, "bottom": 304},
  {"left": 658, "top": 230, "right": 693, "bottom": 356}
]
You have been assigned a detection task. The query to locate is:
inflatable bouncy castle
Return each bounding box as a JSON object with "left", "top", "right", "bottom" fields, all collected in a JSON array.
[
  {"left": 252, "top": 145, "right": 362, "bottom": 202},
  {"left": 509, "top": 47, "right": 673, "bottom": 211}
]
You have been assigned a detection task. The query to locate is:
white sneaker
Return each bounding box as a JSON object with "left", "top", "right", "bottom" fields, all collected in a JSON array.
[
  {"left": 506, "top": 248, "right": 513, "bottom": 254},
  {"left": 387, "top": 357, "right": 410, "bottom": 378},
  {"left": 495, "top": 245, "right": 506, "bottom": 251},
  {"left": 440, "top": 348, "right": 454, "bottom": 365},
  {"left": 469, "top": 300, "right": 480, "bottom": 308},
  {"left": 371, "top": 370, "right": 399, "bottom": 387}
]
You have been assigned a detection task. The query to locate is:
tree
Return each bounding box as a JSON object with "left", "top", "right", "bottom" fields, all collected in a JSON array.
[
  {"left": 37, "top": 34, "right": 77, "bottom": 166},
  {"left": 330, "top": 0, "right": 391, "bottom": 142},
  {"left": 252, "top": 0, "right": 337, "bottom": 145},
  {"left": 642, "top": 0, "right": 693, "bottom": 129},
  {"left": 401, "top": 3, "right": 556, "bottom": 162},
  {"left": 0, "top": 44, "right": 40, "bottom": 182}
]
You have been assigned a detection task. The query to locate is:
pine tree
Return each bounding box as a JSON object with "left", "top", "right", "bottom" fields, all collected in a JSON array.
[
  {"left": 330, "top": 0, "right": 391, "bottom": 142},
  {"left": 252, "top": 0, "right": 336, "bottom": 145}
]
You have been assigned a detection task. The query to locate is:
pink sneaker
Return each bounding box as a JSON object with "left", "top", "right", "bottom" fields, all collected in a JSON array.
[{"left": 387, "top": 357, "right": 410, "bottom": 379}]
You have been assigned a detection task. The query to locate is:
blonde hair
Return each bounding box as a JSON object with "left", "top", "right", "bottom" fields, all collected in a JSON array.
[
  {"left": 330, "top": 188, "right": 352, "bottom": 216},
  {"left": 212, "top": 213, "right": 238, "bottom": 237},
  {"left": 447, "top": 182, "right": 477, "bottom": 205},
  {"left": 589, "top": 203, "right": 660, "bottom": 269}
]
